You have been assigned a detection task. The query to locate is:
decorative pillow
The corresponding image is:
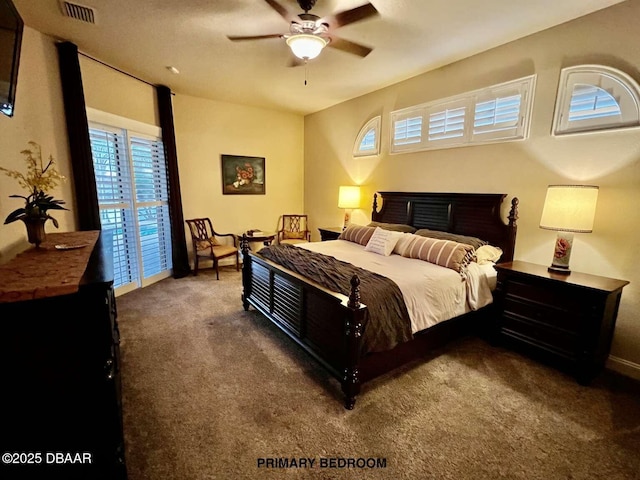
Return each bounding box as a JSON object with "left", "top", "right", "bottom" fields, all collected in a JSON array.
[
  {"left": 392, "top": 232, "right": 418, "bottom": 256},
  {"left": 367, "top": 221, "right": 416, "bottom": 233},
  {"left": 338, "top": 224, "right": 375, "bottom": 246},
  {"left": 475, "top": 245, "right": 503, "bottom": 265},
  {"left": 196, "top": 236, "right": 220, "bottom": 250},
  {"left": 284, "top": 230, "right": 306, "bottom": 240},
  {"left": 402, "top": 236, "right": 475, "bottom": 273},
  {"left": 414, "top": 229, "right": 488, "bottom": 250},
  {"left": 364, "top": 227, "right": 402, "bottom": 256}
]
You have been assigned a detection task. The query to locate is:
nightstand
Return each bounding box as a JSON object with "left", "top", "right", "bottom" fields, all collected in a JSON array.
[
  {"left": 493, "top": 261, "right": 628, "bottom": 384},
  {"left": 318, "top": 227, "right": 343, "bottom": 241}
]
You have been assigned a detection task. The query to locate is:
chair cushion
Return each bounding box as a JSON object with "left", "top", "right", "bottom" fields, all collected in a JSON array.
[
  {"left": 212, "top": 244, "right": 237, "bottom": 257},
  {"left": 280, "top": 238, "right": 308, "bottom": 245},
  {"left": 283, "top": 230, "right": 307, "bottom": 240},
  {"left": 196, "top": 236, "right": 220, "bottom": 250}
]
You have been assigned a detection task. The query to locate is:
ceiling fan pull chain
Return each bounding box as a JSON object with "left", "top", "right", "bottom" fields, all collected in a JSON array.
[{"left": 304, "top": 61, "right": 308, "bottom": 86}]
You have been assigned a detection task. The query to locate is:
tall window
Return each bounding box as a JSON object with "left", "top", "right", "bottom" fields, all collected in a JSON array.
[{"left": 88, "top": 109, "right": 172, "bottom": 295}]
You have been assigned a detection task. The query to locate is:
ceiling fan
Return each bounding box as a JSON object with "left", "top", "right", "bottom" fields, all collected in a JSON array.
[{"left": 227, "top": 0, "right": 379, "bottom": 61}]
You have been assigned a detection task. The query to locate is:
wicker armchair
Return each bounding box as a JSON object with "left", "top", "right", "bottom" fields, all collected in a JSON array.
[
  {"left": 277, "top": 214, "right": 311, "bottom": 245},
  {"left": 185, "top": 218, "right": 239, "bottom": 279}
]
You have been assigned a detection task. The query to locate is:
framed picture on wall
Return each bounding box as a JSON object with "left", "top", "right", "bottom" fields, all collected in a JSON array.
[{"left": 221, "top": 154, "right": 266, "bottom": 195}]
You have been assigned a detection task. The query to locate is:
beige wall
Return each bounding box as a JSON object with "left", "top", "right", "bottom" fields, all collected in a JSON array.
[
  {"left": 304, "top": 1, "right": 640, "bottom": 373},
  {"left": 1, "top": 30, "right": 305, "bottom": 273},
  {"left": 80, "top": 56, "right": 159, "bottom": 127},
  {"left": 173, "top": 94, "right": 304, "bottom": 261},
  {"left": 0, "top": 27, "right": 75, "bottom": 262}
]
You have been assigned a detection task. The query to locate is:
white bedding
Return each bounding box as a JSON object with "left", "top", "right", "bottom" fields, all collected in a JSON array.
[{"left": 298, "top": 240, "right": 496, "bottom": 334}]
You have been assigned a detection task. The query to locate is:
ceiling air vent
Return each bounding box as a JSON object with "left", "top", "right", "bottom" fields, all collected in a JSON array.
[{"left": 59, "top": 1, "right": 96, "bottom": 24}]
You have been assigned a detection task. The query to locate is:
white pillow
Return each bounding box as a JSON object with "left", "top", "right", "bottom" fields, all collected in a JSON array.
[
  {"left": 364, "top": 227, "right": 402, "bottom": 256},
  {"left": 475, "top": 245, "right": 503, "bottom": 265},
  {"left": 392, "top": 232, "right": 417, "bottom": 256}
]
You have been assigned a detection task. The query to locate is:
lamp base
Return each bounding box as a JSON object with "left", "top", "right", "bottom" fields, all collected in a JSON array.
[
  {"left": 342, "top": 209, "right": 352, "bottom": 230},
  {"left": 548, "top": 231, "right": 573, "bottom": 275},
  {"left": 548, "top": 265, "right": 571, "bottom": 275}
]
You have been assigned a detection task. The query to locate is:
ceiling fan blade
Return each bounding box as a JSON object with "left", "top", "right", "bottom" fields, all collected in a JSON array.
[
  {"left": 320, "top": 3, "right": 379, "bottom": 28},
  {"left": 263, "top": 0, "right": 299, "bottom": 24},
  {"left": 328, "top": 36, "right": 373, "bottom": 57},
  {"left": 227, "top": 34, "right": 283, "bottom": 41}
]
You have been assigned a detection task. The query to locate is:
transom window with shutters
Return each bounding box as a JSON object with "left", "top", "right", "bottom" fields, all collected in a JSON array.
[
  {"left": 552, "top": 65, "right": 640, "bottom": 135},
  {"left": 88, "top": 108, "right": 172, "bottom": 295},
  {"left": 390, "top": 75, "right": 536, "bottom": 153}
]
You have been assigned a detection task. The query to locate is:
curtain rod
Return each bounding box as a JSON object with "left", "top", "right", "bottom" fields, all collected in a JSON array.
[{"left": 78, "top": 51, "right": 173, "bottom": 94}]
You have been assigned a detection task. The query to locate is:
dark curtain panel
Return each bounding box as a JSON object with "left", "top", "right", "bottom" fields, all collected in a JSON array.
[
  {"left": 156, "top": 85, "right": 190, "bottom": 278},
  {"left": 56, "top": 41, "right": 101, "bottom": 231}
]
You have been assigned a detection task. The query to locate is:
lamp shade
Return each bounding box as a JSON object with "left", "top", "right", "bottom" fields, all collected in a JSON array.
[
  {"left": 286, "top": 34, "right": 328, "bottom": 60},
  {"left": 539, "top": 185, "right": 599, "bottom": 233},
  {"left": 338, "top": 186, "right": 361, "bottom": 209}
]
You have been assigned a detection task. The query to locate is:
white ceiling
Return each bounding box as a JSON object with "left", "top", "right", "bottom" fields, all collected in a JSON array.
[{"left": 14, "top": 0, "right": 626, "bottom": 116}]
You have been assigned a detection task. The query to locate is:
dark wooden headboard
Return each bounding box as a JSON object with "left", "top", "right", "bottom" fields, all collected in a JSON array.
[{"left": 371, "top": 192, "right": 519, "bottom": 262}]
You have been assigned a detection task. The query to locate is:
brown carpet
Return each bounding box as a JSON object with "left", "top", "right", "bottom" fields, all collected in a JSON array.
[{"left": 117, "top": 266, "right": 640, "bottom": 480}]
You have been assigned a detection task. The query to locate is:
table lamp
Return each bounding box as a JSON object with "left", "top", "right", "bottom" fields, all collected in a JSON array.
[
  {"left": 539, "top": 185, "right": 599, "bottom": 274},
  {"left": 338, "top": 186, "right": 361, "bottom": 230}
]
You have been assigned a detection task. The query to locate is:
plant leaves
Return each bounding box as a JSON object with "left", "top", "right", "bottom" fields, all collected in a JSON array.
[{"left": 4, "top": 208, "right": 26, "bottom": 224}]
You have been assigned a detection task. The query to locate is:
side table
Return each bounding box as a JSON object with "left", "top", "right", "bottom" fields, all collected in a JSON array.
[
  {"left": 493, "top": 260, "right": 629, "bottom": 384},
  {"left": 318, "top": 227, "right": 343, "bottom": 241}
]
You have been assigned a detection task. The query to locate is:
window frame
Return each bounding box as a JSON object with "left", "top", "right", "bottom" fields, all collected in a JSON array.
[
  {"left": 389, "top": 75, "right": 536, "bottom": 154},
  {"left": 552, "top": 65, "right": 640, "bottom": 136},
  {"left": 87, "top": 108, "right": 172, "bottom": 296},
  {"left": 353, "top": 116, "right": 381, "bottom": 157}
]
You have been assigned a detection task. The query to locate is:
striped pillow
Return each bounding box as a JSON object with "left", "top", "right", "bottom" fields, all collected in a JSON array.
[
  {"left": 338, "top": 224, "right": 375, "bottom": 246},
  {"left": 402, "top": 236, "right": 475, "bottom": 273}
]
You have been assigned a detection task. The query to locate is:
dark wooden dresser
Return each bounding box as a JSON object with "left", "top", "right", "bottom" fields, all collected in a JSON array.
[
  {"left": 0, "top": 231, "right": 127, "bottom": 480},
  {"left": 493, "top": 260, "right": 629, "bottom": 384}
]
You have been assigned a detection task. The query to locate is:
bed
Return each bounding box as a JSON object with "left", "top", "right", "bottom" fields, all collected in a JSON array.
[{"left": 240, "top": 192, "right": 519, "bottom": 409}]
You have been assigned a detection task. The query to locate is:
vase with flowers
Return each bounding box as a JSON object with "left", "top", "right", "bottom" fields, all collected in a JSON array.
[{"left": 0, "top": 142, "right": 68, "bottom": 247}]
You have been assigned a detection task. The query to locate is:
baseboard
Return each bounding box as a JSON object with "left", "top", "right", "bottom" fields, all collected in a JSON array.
[{"left": 606, "top": 355, "right": 640, "bottom": 381}]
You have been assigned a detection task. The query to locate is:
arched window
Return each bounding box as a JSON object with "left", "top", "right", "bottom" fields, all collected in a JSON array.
[
  {"left": 552, "top": 65, "right": 640, "bottom": 135},
  {"left": 353, "top": 116, "right": 381, "bottom": 156}
]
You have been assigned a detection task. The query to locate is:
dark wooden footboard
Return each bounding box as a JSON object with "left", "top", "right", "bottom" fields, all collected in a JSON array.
[
  {"left": 241, "top": 239, "right": 366, "bottom": 409},
  {"left": 241, "top": 192, "right": 519, "bottom": 409}
]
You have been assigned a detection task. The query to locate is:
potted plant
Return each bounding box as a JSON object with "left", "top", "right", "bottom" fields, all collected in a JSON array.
[{"left": 0, "top": 142, "right": 68, "bottom": 247}]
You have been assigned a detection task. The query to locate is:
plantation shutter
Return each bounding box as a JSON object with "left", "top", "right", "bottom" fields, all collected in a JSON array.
[
  {"left": 130, "top": 135, "right": 173, "bottom": 282},
  {"left": 89, "top": 127, "right": 139, "bottom": 291},
  {"left": 568, "top": 84, "right": 621, "bottom": 122},
  {"left": 428, "top": 102, "right": 466, "bottom": 143}
]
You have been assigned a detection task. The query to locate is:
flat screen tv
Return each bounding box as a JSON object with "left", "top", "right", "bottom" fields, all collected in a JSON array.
[{"left": 0, "top": 0, "right": 23, "bottom": 117}]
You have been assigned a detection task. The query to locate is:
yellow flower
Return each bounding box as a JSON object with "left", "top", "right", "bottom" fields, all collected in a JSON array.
[
  {"left": 1, "top": 142, "right": 68, "bottom": 226},
  {"left": 0, "top": 141, "right": 65, "bottom": 194}
]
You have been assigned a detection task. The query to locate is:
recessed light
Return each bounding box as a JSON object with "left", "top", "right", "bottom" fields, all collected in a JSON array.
[{"left": 166, "top": 66, "right": 180, "bottom": 74}]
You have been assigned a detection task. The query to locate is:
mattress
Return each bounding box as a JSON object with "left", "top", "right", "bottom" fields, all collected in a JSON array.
[{"left": 298, "top": 239, "right": 496, "bottom": 333}]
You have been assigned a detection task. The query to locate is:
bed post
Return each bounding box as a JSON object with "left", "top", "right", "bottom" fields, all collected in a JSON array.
[
  {"left": 240, "top": 234, "right": 251, "bottom": 311},
  {"left": 372, "top": 192, "right": 379, "bottom": 217},
  {"left": 504, "top": 197, "right": 519, "bottom": 262},
  {"left": 343, "top": 275, "right": 365, "bottom": 410}
]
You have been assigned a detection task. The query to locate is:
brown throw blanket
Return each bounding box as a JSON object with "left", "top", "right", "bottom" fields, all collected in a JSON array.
[{"left": 257, "top": 244, "right": 413, "bottom": 354}]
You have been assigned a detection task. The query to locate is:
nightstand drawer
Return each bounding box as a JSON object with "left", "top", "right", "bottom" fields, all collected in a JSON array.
[
  {"left": 505, "top": 279, "right": 587, "bottom": 313},
  {"left": 503, "top": 295, "right": 581, "bottom": 333},
  {"left": 501, "top": 312, "right": 579, "bottom": 354}
]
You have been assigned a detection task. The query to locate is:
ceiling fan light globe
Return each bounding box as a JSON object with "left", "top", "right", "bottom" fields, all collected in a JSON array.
[{"left": 286, "top": 34, "right": 327, "bottom": 60}]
